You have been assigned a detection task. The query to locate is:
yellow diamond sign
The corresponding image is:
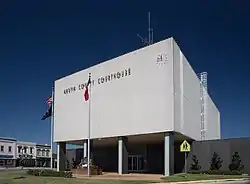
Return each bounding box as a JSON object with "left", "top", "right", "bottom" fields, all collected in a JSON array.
[{"left": 180, "top": 140, "right": 191, "bottom": 152}]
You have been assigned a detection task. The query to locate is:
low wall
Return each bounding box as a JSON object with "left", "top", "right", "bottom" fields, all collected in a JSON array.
[{"left": 186, "top": 137, "right": 250, "bottom": 174}]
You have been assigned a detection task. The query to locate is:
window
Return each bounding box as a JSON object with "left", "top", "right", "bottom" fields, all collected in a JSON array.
[
  {"left": 8, "top": 146, "right": 12, "bottom": 153},
  {"left": 0, "top": 160, "right": 4, "bottom": 166},
  {"left": 46, "top": 150, "right": 49, "bottom": 157},
  {"left": 7, "top": 160, "right": 13, "bottom": 165},
  {"left": 37, "top": 149, "right": 41, "bottom": 156},
  {"left": 0, "top": 146, "right": 4, "bottom": 152},
  {"left": 18, "top": 146, "right": 21, "bottom": 153},
  {"left": 24, "top": 147, "right": 27, "bottom": 154},
  {"left": 30, "top": 147, "right": 33, "bottom": 154},
  {"left": 42, "top": 150, "right": 45, "bottom": 156}
]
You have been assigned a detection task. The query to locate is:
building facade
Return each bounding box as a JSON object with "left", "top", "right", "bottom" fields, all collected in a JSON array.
[
  {"left": 0, "top": 137, "right": 17, "bottom": 167},
  {"left": 54, "top": 37, "right": 220, "bottom": 176},
  {"left": 16, "top": 141, "right": 36, "bottom": 167},
  {"left": 0, "top": 137, "right": 52, "bottom": 168},
  {"left": 36, "top": 144, "right": 52, "bottom": 167}
]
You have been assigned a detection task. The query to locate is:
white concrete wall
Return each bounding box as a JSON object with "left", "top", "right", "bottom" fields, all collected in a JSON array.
[
  {"left": 172, "top": 40, "right": 220, "bottom": 140},
  {"left": 182, "top": 53, "right": 202, "bottom": 140},
  {"left": 0, "top": 139, "right": 16, "bottom": 159},
  {"left": 54, "top": 38, "right": 174, "bottom": 142},
  {"left": 54, "top": 37, "right": 220, "bottom": 142},
  {"left": 205, "top": 95, "right": 221, "bottom": 140}
]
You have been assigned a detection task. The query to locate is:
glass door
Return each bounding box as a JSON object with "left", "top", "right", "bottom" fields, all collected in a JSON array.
[
  {"left": 128, "top": 155, "right": 144, "bottom": 172},
  {"left": 132, "top": 156, "right": 137, "bottom": 171},
  {"left": 138, "top": 156, "right": 144, "bottom": 171}
]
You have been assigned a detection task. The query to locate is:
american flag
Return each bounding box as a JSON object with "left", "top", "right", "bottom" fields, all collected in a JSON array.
[{"left": 46, "top": 96, "right": 53, "bottom": 105}]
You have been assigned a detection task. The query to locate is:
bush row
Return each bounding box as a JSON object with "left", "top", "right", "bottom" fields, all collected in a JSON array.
[
  {"left": 190, "top": 152, "right": 245, "bottom": 174},
  {"left": 27, "top": 169, "right": 72, "bottom": 178},
  {"left": 189, "top": 170, "right": 244, "bottom": 175}
]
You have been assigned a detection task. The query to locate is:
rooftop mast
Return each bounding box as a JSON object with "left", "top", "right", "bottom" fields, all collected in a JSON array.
[{"left": 137, "top": 12, "right": 154, "bottom": 46}]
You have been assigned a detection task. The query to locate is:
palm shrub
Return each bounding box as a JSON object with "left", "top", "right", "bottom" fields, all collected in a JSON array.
[
  {"left": 229, "top": 152, "right": 244, "bottom": 172},
  {"left": 190, "top": 155, "right": 201, "bottom": 170},
  {"left": 210, "top": 152, "right": 223, "bottom": 170}
]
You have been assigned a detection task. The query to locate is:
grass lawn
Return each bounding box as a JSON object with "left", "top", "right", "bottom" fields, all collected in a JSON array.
[
  {"left": 0, "top": 170, "right": 152, "bottom": 184},
  {"left": 1, "top": 171, "right": 249, "bottom": 184},
  {"left": 161, "top": 173, "right": 250, "bottom": 182}
]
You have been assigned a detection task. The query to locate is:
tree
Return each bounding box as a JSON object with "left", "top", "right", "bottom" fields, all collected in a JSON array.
[
  {"left": 190, "top": 155, "right": 201, "bottom": 170},
  {"left": 71, "top": 158, "right": 78, "bottom": 169},
  {"left": 229, "top": 152, "right": 244, "bottom": 172},
  {"left": 210, "top": 152, "right": 223, "bottom": 170},
  {"left": 66, "top": 159, "right": 70, "bottom": 171}
]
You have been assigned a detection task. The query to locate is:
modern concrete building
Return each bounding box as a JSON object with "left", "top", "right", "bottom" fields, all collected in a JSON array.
[
  {"left": 54, "top": 37, "right": 220, "bottom": 176},
  {"left": 0, "top": 137, "right": 17, "bottom": 167}
]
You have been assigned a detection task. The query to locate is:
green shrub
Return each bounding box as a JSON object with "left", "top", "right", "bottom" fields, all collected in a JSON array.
[
  {"left": 189, "top": 170, "right": 207, "bottom": 174},
  {"left": 27, "top": 169, "right": 72, "bottom": 178},
  {"left": 27, "top": 169, "right": 40, "bottom": 176},
  {"left": 190, "top": 155, "right": 201, "bottom": 170},
  {"left": 229, "top": 152, "right": 244, "bottom": 172},
  {"left": 89, "top": 165, "right": 103, "bottom": 175},
  {"left": 188, "top": 170, "right": 243, "bottom": 175},
  {"left": 210, "top": 152, "right": 223, "bottom": 170},
  {"left": 71, "top": 158, "right": 78, "bottom": 169}
]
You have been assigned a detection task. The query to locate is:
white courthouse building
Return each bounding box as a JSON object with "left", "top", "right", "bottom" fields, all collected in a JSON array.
[{"left": 54, "top": 37, "right": 220, "bottom": 176}]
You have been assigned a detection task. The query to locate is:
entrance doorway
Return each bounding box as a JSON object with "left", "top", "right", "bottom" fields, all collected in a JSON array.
[{"left": 128, "top": 155, "right": 144, "bottom": 172}]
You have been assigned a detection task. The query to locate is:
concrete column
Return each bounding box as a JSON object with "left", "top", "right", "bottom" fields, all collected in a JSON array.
[
  {"left": 164, "top": 132, "right": 174, "bottom": 176},
  {"left": 118, "top": 137, "right": 128, "bottom": 175},
  {"left": 56, "top": 142, "right": 66, "bottom": 172},
  {"left": 83, "top": 140, "right": 87, "bottom": 159},
  {"left": 83, "top": 140, "right": 93, "bottom": 164}
]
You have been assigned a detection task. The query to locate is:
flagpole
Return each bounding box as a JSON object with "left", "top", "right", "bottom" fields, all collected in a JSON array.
[
  {"left": 50, "top": 87, "right": 54, "bottom": 170},
  {"left": 87, "top": 73, "right": 91, "bottom": 177}
]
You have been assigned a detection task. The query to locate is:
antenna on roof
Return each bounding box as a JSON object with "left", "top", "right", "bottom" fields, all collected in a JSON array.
[{"left": 137, "top": 12, "right": 154, "bottom": 46}]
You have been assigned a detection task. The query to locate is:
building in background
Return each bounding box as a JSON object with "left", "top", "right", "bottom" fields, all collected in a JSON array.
[
  {"left": 36, "top": 144, "right": 52, "bottom": 167},
  {"left": 0, "top": 137, "right": 17, "bottom": 167},
  {"left": 0, "top": 137, "right": 53, "bottom": 168},
  {"left": 16, "top": 141, "right": 36, "bottom": 167},
  {"left": 54, "top": 37, "right": 220, "bottom": 176}
]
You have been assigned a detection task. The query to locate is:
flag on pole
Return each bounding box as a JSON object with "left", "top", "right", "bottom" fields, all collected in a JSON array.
[
  {"left": 41, "top": 105, "right": 52, "bottom": 120},
  {"left": 46, "top": 96, "right": 53, "bottom": 105},
  {"left": 84, "top": 77, "right": 91, "bottom": 101},
  {"left": 42, "top": 96, "right": 53, "bottom": 120}
]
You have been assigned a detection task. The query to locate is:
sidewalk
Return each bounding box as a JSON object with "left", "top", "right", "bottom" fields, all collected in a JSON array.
[
  {"left": 74, "top": 172, "right": 163, "bottom": 181},
  {"left": 156, "top": 178, "right": 249, "bottom": 184}
]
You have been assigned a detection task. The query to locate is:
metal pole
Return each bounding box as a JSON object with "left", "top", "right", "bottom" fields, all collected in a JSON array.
[
  {"left": 50, "top": 87, "right": 54, "bottom": 169},
  {"left": 148, "top": 12, "right": 151, "bottom": 45},
  {"left": 87, "top": 73, "right": 91, "bottom": 177},
  {"left": 184, "top": 152, "right": 187, "bottom": 174}
]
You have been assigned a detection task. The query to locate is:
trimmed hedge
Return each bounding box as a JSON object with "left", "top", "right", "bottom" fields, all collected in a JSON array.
[
  {"left": 27, "top": 169, "right": 72, "bottom": 178},
  {"left": 189, "top": 170, "right": 244, "bottom": 175}
]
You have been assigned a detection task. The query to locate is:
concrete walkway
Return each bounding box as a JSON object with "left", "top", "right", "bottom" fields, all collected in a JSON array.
[
  {"left": 74, "top": 173, "right": 250, "bottom": 183},
  {"left": 74, "top": 172, "right": 163, "bottom": 181},
  {"left": 156, "top": 178, "right": 250, "bottom": 184}
]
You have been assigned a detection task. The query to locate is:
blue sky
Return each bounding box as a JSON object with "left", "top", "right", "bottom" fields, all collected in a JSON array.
[{"left": 0, "top": 1, "right": 249, "bottom": 147}]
